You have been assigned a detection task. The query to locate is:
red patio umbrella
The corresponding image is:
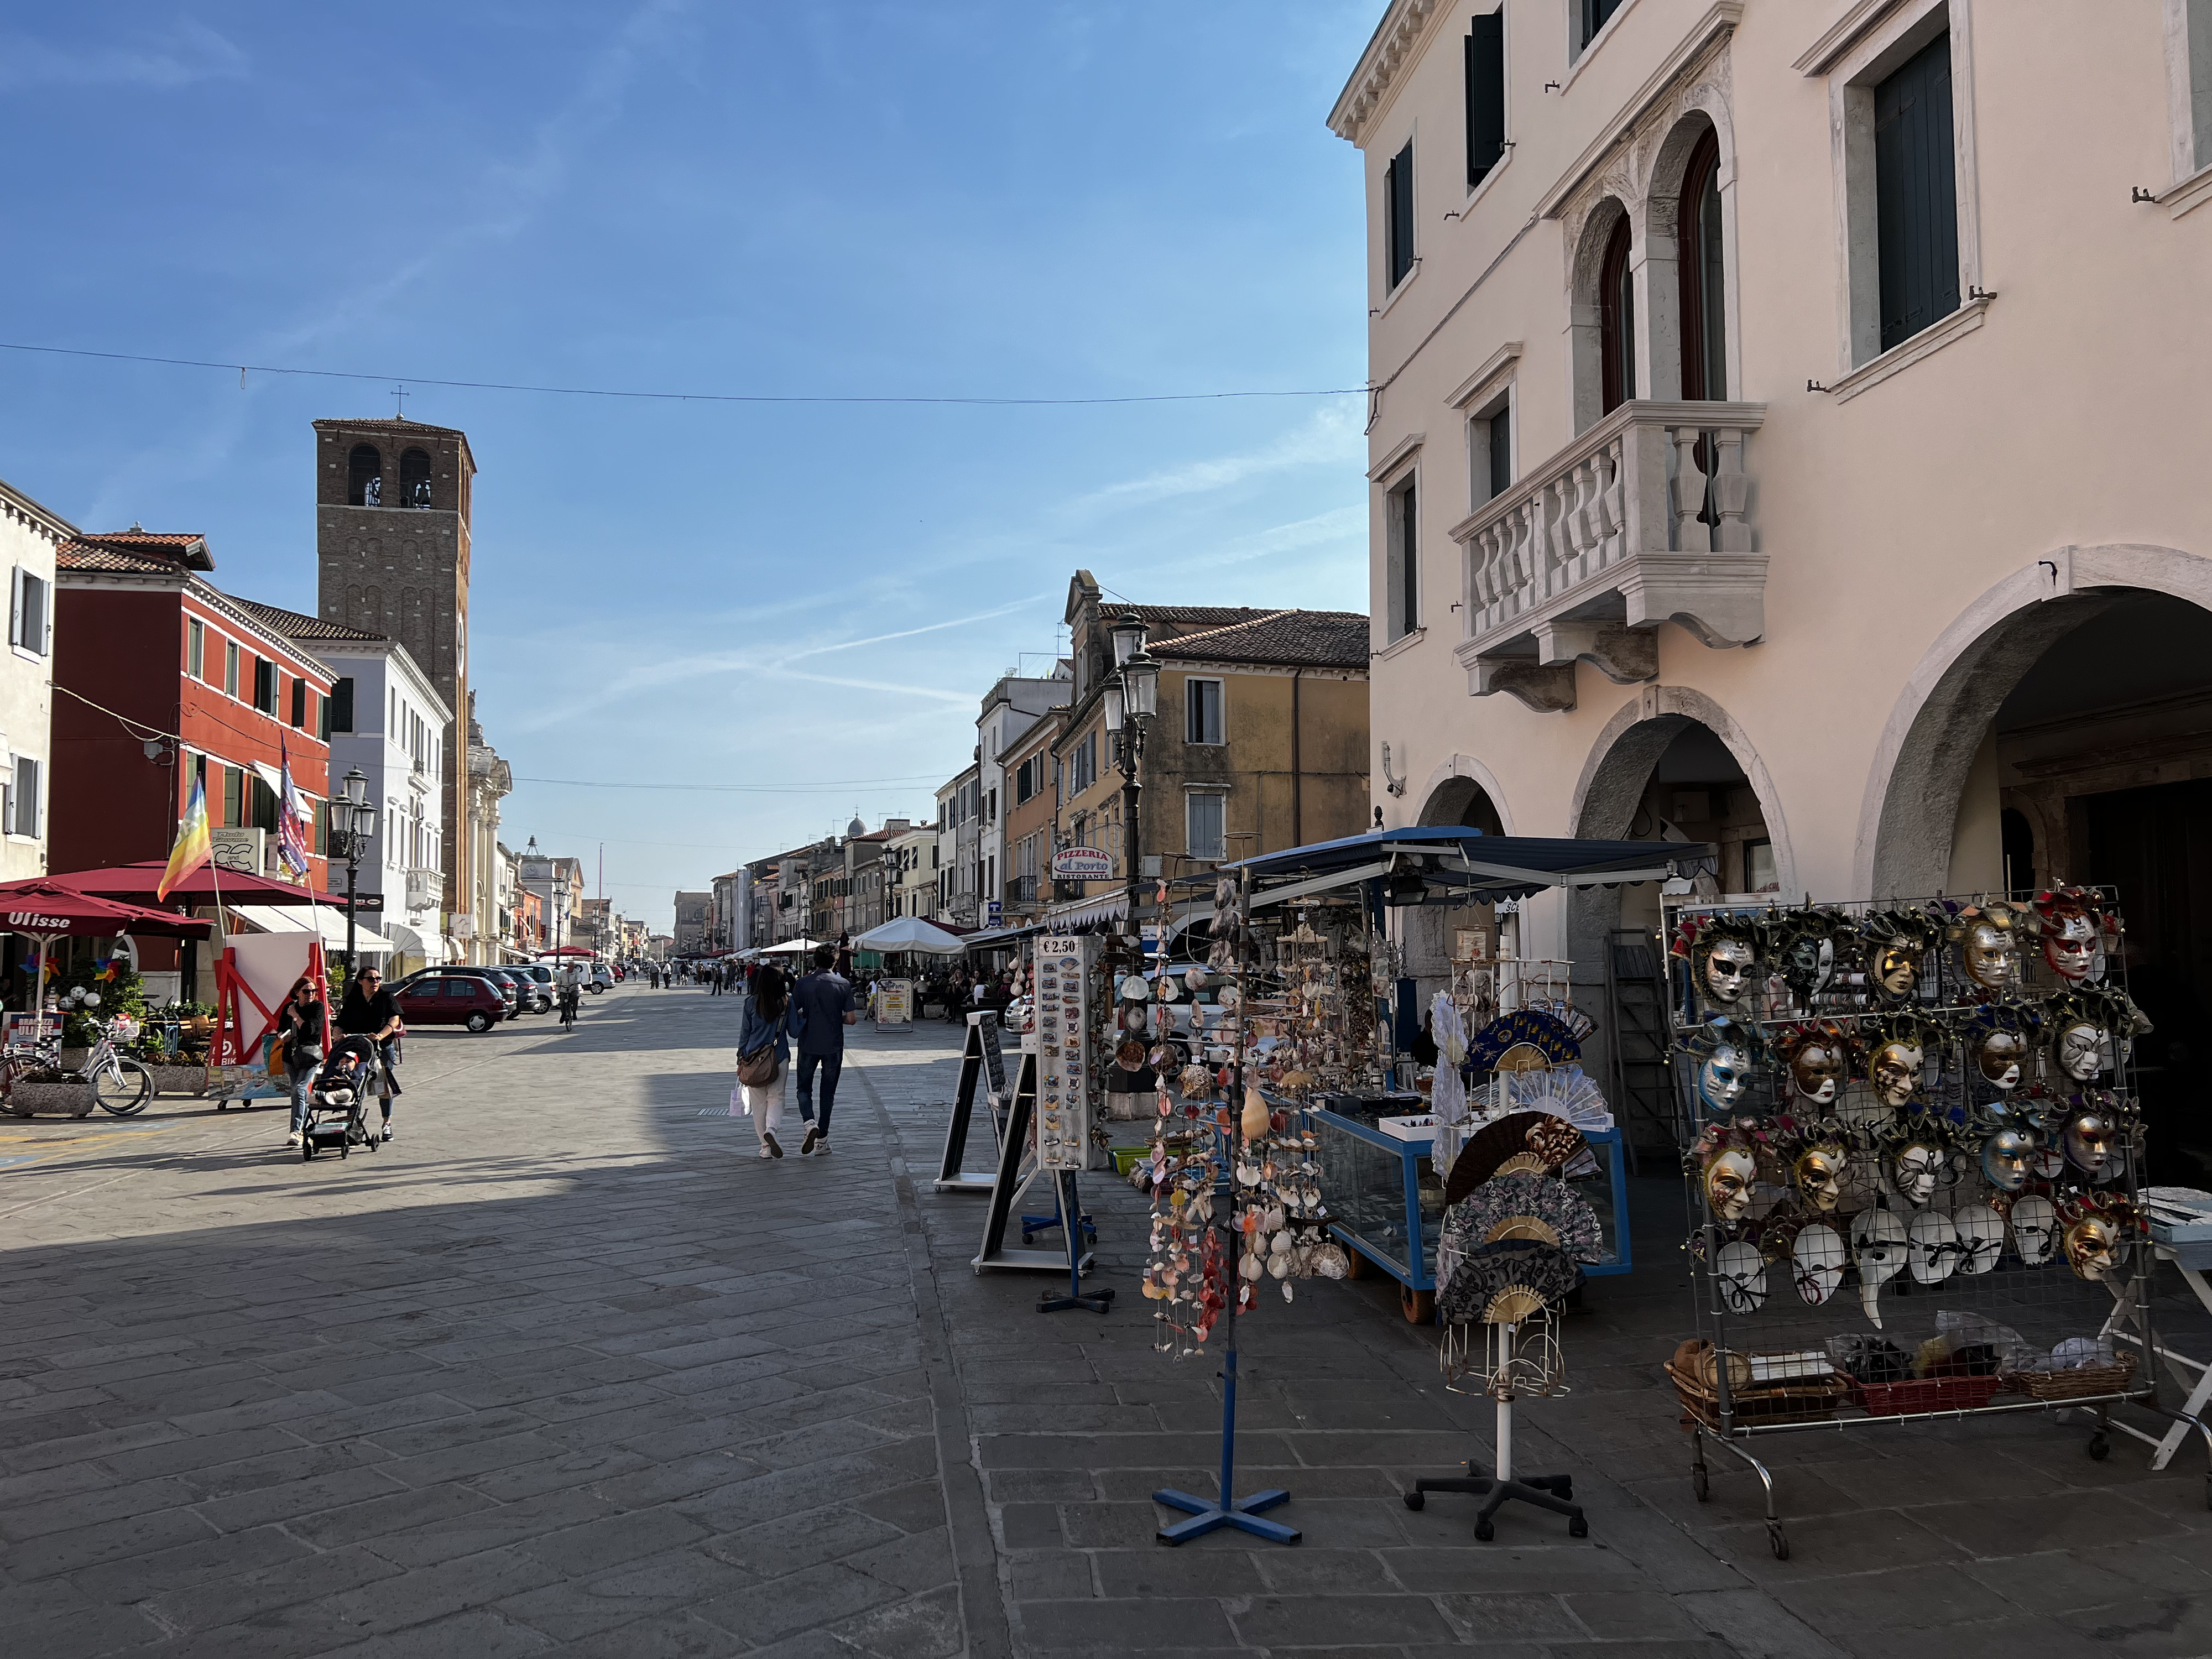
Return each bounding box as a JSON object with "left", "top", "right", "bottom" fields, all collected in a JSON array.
[{"left": 0, "top": 881, "right": 213, "bottom": 1020}]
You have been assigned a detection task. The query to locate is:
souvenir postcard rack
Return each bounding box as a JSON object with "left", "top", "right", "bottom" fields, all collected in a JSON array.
[{"left": 1666, "top": 886, "right": 2211, "bottom": 1561}]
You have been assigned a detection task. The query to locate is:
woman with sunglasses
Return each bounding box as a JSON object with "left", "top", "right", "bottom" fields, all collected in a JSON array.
[
  {"left": 274, "top": 977, "right": 328, "bottom": 1149},
  {"left": 336, "top": 967, "right": 405, "bottom": 1141}
]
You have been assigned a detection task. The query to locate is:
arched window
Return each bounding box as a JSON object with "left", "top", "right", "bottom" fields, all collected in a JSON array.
[
  {"left": 348, "top": 445, "right": 384, "bottom": 507},
  {"left": 1677, "top": 129, "right": 1726, "bottom": 400},
  {"left": 1597, "top": 216, "right": 1636, "bottom": 414},
  {"left": 400, "top": 448, "right": 433, "bottom": 509}
]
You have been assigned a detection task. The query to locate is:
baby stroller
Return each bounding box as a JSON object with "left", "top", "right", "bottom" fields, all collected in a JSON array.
[{"left": 300, "top": 1036, "right": 384, "bottom": 1162}]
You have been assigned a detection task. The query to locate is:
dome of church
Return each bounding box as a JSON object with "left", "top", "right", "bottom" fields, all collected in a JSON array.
[{"left": 847, "top": 814, "right": 867, "bottom": 839}]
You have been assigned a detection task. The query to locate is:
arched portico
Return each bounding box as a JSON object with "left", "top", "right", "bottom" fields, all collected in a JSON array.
[
  {"left": 1855, "top": 545, "right": 2212, "bottom": 899},
  {"left": 1415, "top": 754, "right": 1513, "bottom": 835}
]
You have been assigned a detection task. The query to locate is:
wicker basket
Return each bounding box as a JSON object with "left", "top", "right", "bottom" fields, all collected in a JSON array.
[
  {"left": 1666, "top": 1361, "right": 1848, "bottom": 1430},
  {"left": 1845, "top": 1373, "right": 2004, "bottom": 1417},
  {"left": 2000, "top": 1353, "right": 2139, "bottom": 1402}
]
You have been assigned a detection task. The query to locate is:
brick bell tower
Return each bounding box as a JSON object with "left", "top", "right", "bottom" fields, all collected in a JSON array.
[{"left": 314, "top": 416, "right": 474, "bottom": 915}]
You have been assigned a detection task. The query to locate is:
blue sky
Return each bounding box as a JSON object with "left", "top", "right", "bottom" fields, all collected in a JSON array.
[{"left": 1, "top": 2, "right": 1377, "bottom": 927}]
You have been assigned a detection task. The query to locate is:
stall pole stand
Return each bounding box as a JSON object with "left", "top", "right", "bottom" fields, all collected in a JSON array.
[
  {"left": 1403, "top": 1326, "right": 1589, "bottom": 1542},
  {"left": 1037, "top": 1173, "right": 1115, "bottom": 1316},
  {"left": 2101, "top": 1248, "right": 2212, "bottom": 1477},
  {"left": 1154, "top": 1321, "right": 1297, "bottom": 1545}
]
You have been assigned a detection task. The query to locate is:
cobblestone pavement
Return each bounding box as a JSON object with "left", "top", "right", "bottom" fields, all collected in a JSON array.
[{"left": 2, "top": 990, "right": 2207, "bottom": 1656}]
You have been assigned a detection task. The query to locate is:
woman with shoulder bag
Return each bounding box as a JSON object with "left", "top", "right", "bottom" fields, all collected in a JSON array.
[
  {"left": 734, "top": 963, "right": 795, "bottom": 1159},
  {"left": 275, "top": 977, "right": 328, "bottom": 1150}
]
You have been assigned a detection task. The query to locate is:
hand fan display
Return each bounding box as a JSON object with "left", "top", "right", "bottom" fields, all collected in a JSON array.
[
  {"left": 1446, "top": 1113, "right": 1594, "bottom": 1207},
  {"left": 1436, "top": 1239, "right": 1580, "bottom": 1326},
  {"left": 1448, "top": 1173, "right": 1604, "bottom": 1265}
]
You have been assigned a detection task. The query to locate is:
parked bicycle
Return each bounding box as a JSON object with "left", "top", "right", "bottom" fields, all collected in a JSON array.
[{"left": 0, "top": 1014, "right": 155, "bottom": 1116}]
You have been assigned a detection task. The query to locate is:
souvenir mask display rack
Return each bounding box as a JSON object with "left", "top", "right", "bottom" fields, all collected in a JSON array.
[{"left": 1664, "top": 886, "right": 2209, "bottom": 1562}]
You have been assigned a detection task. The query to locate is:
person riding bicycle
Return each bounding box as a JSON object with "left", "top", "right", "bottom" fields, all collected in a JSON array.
[{"left": 557, "top": 966, "right": 583, "bottom": 1029}]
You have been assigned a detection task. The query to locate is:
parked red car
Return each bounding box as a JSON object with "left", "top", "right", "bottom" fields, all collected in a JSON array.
[{"left": 394, "top": 973, "right": 508, "bottom": 1033}]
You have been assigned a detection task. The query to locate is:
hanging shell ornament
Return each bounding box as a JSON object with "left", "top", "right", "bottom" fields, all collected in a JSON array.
[{"left": 1241, "top": 1086, "right": 1270, "bottom": 1140}]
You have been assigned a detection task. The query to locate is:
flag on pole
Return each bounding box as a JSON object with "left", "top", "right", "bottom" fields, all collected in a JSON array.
[
  {"left": 159, "top": 773, "right": 213, "bottom": 900},
  {"left": 276, "top": 738, "right": 312, "bottom": 879}
]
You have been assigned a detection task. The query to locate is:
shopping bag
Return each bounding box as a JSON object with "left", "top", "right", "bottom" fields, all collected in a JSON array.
[{"left": 730, "top": 1086, "right": 748, "bottom": 1118}]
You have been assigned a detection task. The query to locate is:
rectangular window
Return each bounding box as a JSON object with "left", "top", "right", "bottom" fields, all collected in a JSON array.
[
  {"left": 249, "top": 773, "right": 279, "bottom": 833},
  {"left": 1465, "top": 11, "right": 1504, "bottom": 189},
  {"left": 314, "top": 800, "right": 328, "bottom": 857},
  {"left": 289, "top": 677, "right": 306, "bottom": 728},
  {"left": 1015, "top": 755, "right": 1042, "bottom": 804},
  {"left": 316, "top": 690, "right": 330, "bottom": 741},
  {"left": 9, "top": 568, "right": 49, "bottom": 656},
  {"left": 1874, "top": 33, "right": 1960, "bottom": 353},
  {"left": 1578, "top": 0, "right": 1626, "bottom": 53},
  {"left": 1185, "top": 678, "right": 1224, "bottom": 745},
  {"left": 187, "top": 618, "right": 205, "bottom": 680},
  {"left": 222, "top": 765, "right": 244, "bottom": 828},
  {"left": 8, "top": 755, "right": 36, "bottom": 837},
  {"left": 223, "top": 641, "right": 239, "bottom": 697},
  {"left": 253, "top": 658, "right": 278, "bottom": 714},
  {"left": 1488, "top": 406, "right": 1512, "bottom": 499},
  {"left": 1386, "top": 474, "right": 1419, "bottom": 640},
  {"left": 1187, "top": 792, "right": 1226, "bottom": 864},
  {"left": 1385, "top": 140, "right": 1416, "bottom": 289}
]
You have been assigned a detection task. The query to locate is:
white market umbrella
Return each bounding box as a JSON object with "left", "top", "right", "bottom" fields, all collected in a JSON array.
[
  {"left": 759, "top": 937, "right": 826, "bottom": 956},
  {"left": 853, "top": 916, "right": 968, "bottom": 956}
]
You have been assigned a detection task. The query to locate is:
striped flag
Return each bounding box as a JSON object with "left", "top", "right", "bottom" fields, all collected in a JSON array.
[
  {"left": 159, "top": 773, "right": 213, "bottom": 901},
  {"left": 276, "top": 738, "right": 312, "bottom": 878}
]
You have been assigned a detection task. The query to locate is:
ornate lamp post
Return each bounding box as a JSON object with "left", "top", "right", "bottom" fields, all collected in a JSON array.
[
  {"left": 335, "top": 766, "right": 375, "bottom": 990},
  {"left": 1100, "top": 612, "right": 1160, "bottom": 945}
]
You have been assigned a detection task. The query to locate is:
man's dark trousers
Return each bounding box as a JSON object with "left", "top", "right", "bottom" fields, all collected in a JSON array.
[{"left": 797, "top": 1052, "right": 841, "bottom": 1136}]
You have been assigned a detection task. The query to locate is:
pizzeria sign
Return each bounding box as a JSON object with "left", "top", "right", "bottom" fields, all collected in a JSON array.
[{"left": 1050, "top": 846, "right": 1114, "bottom": 881}]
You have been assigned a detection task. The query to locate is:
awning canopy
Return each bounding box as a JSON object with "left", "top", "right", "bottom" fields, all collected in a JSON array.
[
  {"left": 1047, "top": 893, "right": 1129, "bottom": 930},
  {"left": 45, "top": 862, "right": 331, "bottom": 907},
  {"left": 853, "top": 916, "right": 967, "bottom": 954},
  {"left": 382, "top": 922, "right": 452, "bottom": 965},
  {"left": 965, "top": 920, "right": 1047, "bottom": 950},
  {"left": 1217, "top": 828, "right": 1717, "bottom": 911},
  {"left": 758, "top": 937, "right": 825, "bottom": 956},
  {"left": 229, "top": 902, "right": 392, "bottom": 954}
]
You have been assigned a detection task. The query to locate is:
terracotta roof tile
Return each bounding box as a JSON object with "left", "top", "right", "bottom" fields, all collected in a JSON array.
[
  {"left": 57, "top": 544, "right": 178, "bottom": 575},
  {"left": 1147, "top": 608, "right": 1371, "bottom": 670},
  {"left": 58, "top": 530, "right": 215, "bottom": 572},
  {"left": 225, "top": 597, "right": 386, "bottom": 643}
]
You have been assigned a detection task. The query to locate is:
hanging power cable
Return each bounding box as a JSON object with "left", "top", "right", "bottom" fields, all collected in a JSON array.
[{"left": 0, "top": 340, "right": 1366, "bottom": 409}]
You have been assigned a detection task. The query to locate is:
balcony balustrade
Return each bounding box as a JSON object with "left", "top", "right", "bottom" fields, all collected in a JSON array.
[{"left": 1449, "top": 400, "right": 1765, "bottom": 711}]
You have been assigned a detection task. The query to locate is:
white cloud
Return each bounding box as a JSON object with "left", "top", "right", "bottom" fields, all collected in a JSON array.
[
  {"left": 0, "top": 21, "right": 246, "bottom": 88},
  {"left": 1067, "top": 402, "right": 1363, "bottom": 515}
]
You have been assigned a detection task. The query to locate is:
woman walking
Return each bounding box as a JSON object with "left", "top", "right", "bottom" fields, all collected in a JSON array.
[
  {"left": 735, "top": 962, "right": 794, "bottom": 1159},
  {"left": 275, "top": 977, "right": 328, "bottom": 1149}
]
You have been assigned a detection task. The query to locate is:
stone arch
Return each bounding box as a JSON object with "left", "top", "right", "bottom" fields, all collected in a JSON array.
[
  {"left": 1567, "top": 195, "right": 1635, "bottom": 434},
  {"left": 1415, "top": 754, "right": 1515, "bottom": 835},
  {"left": 1855, "top": 545, "right": 2212, "bottom": 899}
]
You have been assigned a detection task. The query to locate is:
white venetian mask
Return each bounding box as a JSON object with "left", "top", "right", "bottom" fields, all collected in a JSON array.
[
  {"left": 2010, "top": 1194, "right": 2058, "bottom": 1267},
  {"left": 1907, "top": 1209, "right": 1959, "bottom": 1286},
  {"left": 1791, "top": 1224, "right": 1845, "bottom": 1306},
  {"left": 1953, "top": 1203, "right": 2005, "bottom": 1275},
  {"left": 1713, "top": 1240, "right": 1768, "bottom": 1314},
  {"left": 1851, "top": 1208, "right": 1908, "bottom": 1329}
]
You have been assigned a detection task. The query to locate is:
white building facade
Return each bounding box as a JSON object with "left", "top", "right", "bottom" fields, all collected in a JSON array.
[
  {"left": 317, "top": 636, "right": 454, "bottom": 978},
  {"left": 0, "top": 480, "right": 64, "bottom": 880},
  {"left": 975, "top": 667, "right": 1070, "bottom": 933},
  {"left": 1337, "top": 0, "right": 2212, "bottom": 1124}
]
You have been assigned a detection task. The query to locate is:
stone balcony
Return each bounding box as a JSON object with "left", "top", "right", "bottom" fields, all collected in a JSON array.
[{"left": 1448, "top": 400, "right": 1766, "bottom": 711}]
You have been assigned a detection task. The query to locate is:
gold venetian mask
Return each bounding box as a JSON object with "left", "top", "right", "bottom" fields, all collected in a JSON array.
[
  {"left": 1702, "top": 1146, "right": 1757, "bottom": 1224},
  {"left": 1792, "top": 1146, "right": 1843, "bottom": 1212}
]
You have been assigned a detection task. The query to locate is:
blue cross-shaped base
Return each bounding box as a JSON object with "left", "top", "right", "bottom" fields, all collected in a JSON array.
[{"left": 1152, "top": 1485, "right": 1300, "bottom": 1545}]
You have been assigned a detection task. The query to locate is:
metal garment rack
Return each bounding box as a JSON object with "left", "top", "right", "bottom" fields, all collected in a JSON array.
[{"left": 1666, "top": 889, "right": 2212, "bottom": 1562}]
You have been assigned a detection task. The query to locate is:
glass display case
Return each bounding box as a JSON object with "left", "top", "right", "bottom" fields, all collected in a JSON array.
[{"left": 1305, "top": 1104, "right": 1632, "bottom": 1322}]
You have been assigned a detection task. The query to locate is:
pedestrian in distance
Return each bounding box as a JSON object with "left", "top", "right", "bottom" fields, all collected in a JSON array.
[
  {"left": 734, "top": 963, "right": 795, "bottom": 1157},
  {"left": 791, "top": 943, "right": 857, "bottom": 1155},
  {"left": 275, "top": 976, "right": 327, "bottom": 1149},
  {"left": 335, "top": 966, "right": 403, "bottom": 1141}
]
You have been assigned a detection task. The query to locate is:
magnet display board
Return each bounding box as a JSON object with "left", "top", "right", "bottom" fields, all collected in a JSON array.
[{"left": 1035, "top": 935, "right": 1093, "bottom": 1172}]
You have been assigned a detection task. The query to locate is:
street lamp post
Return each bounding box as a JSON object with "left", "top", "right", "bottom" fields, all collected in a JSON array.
[
  {"left": 1101, "top": 613, "right": 1160, "bottom": 947},
  {"left": 336, "top": 766, "right": 374, "bottom": 992}
]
